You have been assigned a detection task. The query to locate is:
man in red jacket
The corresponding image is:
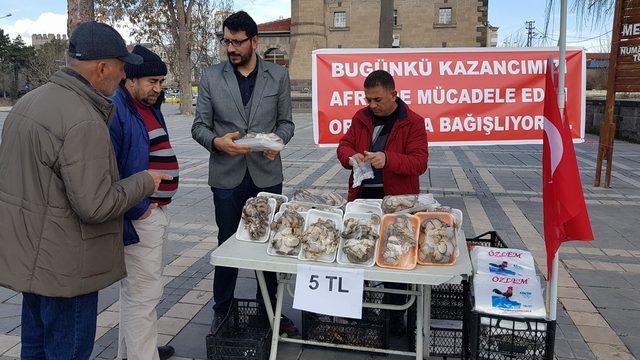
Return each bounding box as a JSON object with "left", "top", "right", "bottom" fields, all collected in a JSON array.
[
  {"left": 337, "top": 70, "right": 428, "bottom": 334},
  {"left": 337, "top": 69, "right": 428, "bottom": 201}
]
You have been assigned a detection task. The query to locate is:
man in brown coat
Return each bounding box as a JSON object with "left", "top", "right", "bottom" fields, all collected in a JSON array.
[{"left": 0, "top": 22, "right": 170, "bottom": 359}]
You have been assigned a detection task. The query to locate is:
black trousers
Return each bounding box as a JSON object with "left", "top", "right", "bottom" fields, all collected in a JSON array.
[{"left": 211, "top": 172, "right": 281, "bottom": 314}]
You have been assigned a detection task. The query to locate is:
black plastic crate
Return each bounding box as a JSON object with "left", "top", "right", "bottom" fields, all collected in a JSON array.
[
  {"left": 464, "top": 268, "right": 555, "bottom": 360},
  {"left": 408, "top": 231, "right": 509, "bottom": 358},
  {"left": 467, "top": 311, "right": 555, "bottom": 360},
  {"left": 301, "top": 289, "right": 389, "bottom": 349},
  {"left": 206, "top": 299, "right": 272, "bottom": 360}
]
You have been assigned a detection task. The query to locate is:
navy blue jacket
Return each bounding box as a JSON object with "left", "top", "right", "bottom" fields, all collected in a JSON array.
[{"left": 110, "top": 84, "right": 169, "bottom": 245}]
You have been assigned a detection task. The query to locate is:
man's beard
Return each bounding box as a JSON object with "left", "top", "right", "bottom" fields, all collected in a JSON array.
[
  {"left": 141, "top": 92, "right": 159, "bottom": 107},
  {"left": 228, "top": 49, "right": 253, "bottom": 67}
]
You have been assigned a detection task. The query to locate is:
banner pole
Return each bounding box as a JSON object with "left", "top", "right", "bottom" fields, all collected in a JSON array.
[{"left": 547, "top": 0, "right": 567, "bottom": 322}]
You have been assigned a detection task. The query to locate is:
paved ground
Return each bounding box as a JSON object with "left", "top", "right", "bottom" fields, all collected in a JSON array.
[{"left": 1, "top": 104, "right": 639, "bottom": 359}]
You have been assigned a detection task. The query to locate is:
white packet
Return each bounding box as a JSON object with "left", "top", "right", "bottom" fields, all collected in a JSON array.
[
  {"left": 349, "top": 156, "right": 374, "bottom": 188},
  {"left": 473, "top": 273, "right": 546, "bottom": 319},
  {"left": 235, "top": 133, "right": 285, "bottom": 152},
  {"left": 471, "top": 246, "right": 537, "bottom": 277}
]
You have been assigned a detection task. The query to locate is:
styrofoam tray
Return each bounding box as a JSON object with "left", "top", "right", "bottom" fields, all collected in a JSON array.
[
  {"left": 281, "top": 201, "right": 344, "bottom": 216},
  {"left": 337, "top": 212, "right": 380, "bottom": 267},
  {"left": 345, "top": 202, "right": 383, "bottom": 218},
  {"left": 257, "top": 192, "right": 288, "bottom": 212},
  {"left": 236, "top": 197, "right": 277, "bottom": 243},
  {"left": 451, "top": 208, "right": 463, "bottom": 228},
  {"left": 353, "top": 198, "right": 383, "bottom": 207},
  {"left": 298, "top": 209, "right": 343, "bottom": 263},
  {"left": 266, "top": 210, "right": 306, "bottom": 258}
]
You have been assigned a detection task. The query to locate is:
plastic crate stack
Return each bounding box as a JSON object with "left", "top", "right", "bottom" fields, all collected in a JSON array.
[
  {"left": 301, "top": 289, "right": 390, "bottom": 349},
  {"left": 406, "top": 231, "right": 507, "bottom": 358},
  {"left": 464, "top": 234, "right": 556, "bottom": 360},
  {"left": 206, "top": 299, "right": 272, "bottom": 360}
]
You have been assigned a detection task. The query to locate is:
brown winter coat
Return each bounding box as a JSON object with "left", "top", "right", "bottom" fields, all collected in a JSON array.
[{"left": 0, "top": 68, "right": 154, "bottom": 297}]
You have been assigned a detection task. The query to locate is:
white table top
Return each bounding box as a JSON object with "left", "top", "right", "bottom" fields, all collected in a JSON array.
[{"left": 210, "top": 229, "right": 473, "bottom": 285}]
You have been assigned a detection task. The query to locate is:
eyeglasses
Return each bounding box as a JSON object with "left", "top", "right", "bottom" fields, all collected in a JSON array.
[{"left": 218, "top": 37, "right": 252, "bottom": 48}]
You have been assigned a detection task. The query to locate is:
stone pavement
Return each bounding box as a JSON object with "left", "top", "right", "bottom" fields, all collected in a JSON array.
[{"left": 1, "top": 104, "right": 639, "bottom": 359}]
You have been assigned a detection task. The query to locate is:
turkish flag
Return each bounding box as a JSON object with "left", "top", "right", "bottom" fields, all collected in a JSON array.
[{"left": 542, "top": 57, "right": 594, "bottom": 278}]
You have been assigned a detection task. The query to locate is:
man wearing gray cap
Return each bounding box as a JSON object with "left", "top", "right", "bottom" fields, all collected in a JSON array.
[{"left": 0, "top": 21, "right": 171, "bottom": 359}]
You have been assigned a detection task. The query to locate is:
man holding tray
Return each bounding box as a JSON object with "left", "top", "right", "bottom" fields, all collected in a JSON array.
[
  {"left": 191, "top": 11, "right": 296, "bottom": 335},
  {"left": 337, "top": 69, "right": 429, "bottom": 333}
]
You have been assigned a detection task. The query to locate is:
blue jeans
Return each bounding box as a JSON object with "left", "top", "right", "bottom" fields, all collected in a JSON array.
[
  {"left": 21, "top": 292, "right": 98, "bottom": 360},
  {"left": 212, "top": 171, "right": 281, "bottom": 314}
]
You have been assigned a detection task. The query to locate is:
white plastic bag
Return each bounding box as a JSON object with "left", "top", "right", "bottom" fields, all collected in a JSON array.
[
  {"left": 471, "top": 246, "right": 536, "bottom": 277},
  {"left": 235, "top": 133, "right": 285, "bottom": 152},
  {"left": 349, "top": 156, "right": 374, "bottom": 188},
  {"left": 473, "top": 274, "right": 546, "bottom": 318}
]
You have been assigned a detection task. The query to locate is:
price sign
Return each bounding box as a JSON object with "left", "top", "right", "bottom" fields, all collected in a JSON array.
[{"left": 293, "top": 264, "right": 364, "bottom": 319}]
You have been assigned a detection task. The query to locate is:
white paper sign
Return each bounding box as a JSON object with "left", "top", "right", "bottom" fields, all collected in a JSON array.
[{"left": 293, "top": 264, "right": 364, "bottom": 319}]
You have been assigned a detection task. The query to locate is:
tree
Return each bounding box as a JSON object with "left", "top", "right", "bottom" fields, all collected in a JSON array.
[
  {"left": 544, "top": 0, "right": 615, "bottom": 37},
  {"left": 4, "top": 36, "right": 35, "bottom": 99},
  {"left": 26, "top": 39, "right": 68, "bottom": 87},
  {"left": 68, "top": 0, "right": 95, "bottom": 36},
  {"left": 96, "top": 0, "right": 234, "bottom": 115},
  {"left": 0, "top": 30, "right": 11, "bottom": 98}
]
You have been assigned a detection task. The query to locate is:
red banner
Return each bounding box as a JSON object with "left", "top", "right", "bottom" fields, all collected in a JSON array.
[{"left": 312, "top": 48, "right": 586, "bottom": 147}]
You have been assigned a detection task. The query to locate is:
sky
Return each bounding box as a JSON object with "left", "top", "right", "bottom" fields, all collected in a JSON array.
[{"left": 0, "top": 0, "right": 613, "bottom": 51}]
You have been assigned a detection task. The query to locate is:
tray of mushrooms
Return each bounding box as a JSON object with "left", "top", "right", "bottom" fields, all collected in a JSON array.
[
  {"left": 281, "top": 201, "right": 344, "bottom": 216},
  {"left": 267, "top": 209, "right": 306, "bottom": 258},
  {"left": 375, "top": 214, "right": 420, "bottom": 270},
  {"left": 257, "top": 191, "right": 288, "bottom": 213},
  {"left": 298, "top": 209, "right": 343, "bottom": 263},
  {"left": 236, "top": 197, "right": 277, "bottom": 243},
  {"left": 337, "top": 212, "right": 381, "bottom": 267},
  {"left": 415, "top": 212, "right": 458, "bottom": 266},
  {"left": 381, "top": 194, "right": 439, "bottom": 214},
  {"left": 293, "top": 189, "right": 347, "bottom": 208}
]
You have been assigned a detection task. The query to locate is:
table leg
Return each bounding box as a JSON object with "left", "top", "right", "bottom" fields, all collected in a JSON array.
[
  {"left": 423, "top": 285, "right": 432, "bottom": 359},
  {"left": 416, "top": 284, "right": 423, "bottom": 360},
  {"left": 256, "top": 270, "right": 275, "bottom": 328},
  {"left": 269, "top": 281, "right": 285, "bottom": 360}
]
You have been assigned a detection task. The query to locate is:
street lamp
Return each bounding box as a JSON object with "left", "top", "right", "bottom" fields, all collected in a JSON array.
[{"left": 0, "top": 13, "right": 12, "bottom": 20}]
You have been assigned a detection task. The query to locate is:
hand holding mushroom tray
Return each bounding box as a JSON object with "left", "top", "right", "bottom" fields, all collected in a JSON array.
[{"left": 235, "top": 191, "right": 464, "bottom": 270}]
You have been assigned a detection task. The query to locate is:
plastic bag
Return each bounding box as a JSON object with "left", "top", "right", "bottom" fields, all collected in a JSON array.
[
  {"left": 473, "top": 274, "right": 546, "bottom": 318},
  {"left": 349, "top": 156, "right": 374, "bottom": 188},
  {"left": 471, "top": 246, "right": 536, "bottom": 277},
  {"left": 235, "top": 133, "right": 285, "bottom": 152}
]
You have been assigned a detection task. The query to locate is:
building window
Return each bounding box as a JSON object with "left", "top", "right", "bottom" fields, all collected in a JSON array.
[
  {"left": 438, "top": 8, "right": 452, "bottom": 25},
  {"left": 394, "top": 9, "right": 398, "bottom": 26},
  {"left": 334, "top": 11, "right": 347, "bottom": 28}
]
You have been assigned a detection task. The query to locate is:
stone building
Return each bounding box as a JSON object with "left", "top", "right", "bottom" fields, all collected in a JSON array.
[
  {"left": 289, "top": 0, "right": 495, "bottom": 89},
  {"left": 256, "top": 18, "right": 291, "bottom": 66},
  {"left": 31, "top": 34, "right": 68, "bottom": 49}
]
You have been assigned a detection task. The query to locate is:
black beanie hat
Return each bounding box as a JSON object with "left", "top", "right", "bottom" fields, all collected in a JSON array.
[{"left": 125, "top": 45, "right": 168, "bottom": 79}]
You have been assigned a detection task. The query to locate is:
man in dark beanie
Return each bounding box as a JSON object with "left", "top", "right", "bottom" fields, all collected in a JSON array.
[{"left": 110, "top": 44, "right": 178, "bottom": 360}]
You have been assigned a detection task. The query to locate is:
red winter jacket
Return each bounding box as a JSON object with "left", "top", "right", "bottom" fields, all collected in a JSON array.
[{"left": 337, "top": 99, "right": 429, "bottom": 201}]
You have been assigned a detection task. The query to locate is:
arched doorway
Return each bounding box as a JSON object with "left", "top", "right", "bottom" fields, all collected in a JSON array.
[{"left": 264, "top": 48, "right": 289, "bottom": 66}]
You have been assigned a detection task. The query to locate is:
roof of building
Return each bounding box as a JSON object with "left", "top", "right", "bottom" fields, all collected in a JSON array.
[
  {"left": 257, "top": 18, "right": 291, "bottom": 32},
  {"left": 587, "top": 53, "right": 609, "bottom": 60}
]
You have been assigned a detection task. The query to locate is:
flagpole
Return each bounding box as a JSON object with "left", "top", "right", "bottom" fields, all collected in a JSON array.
[{"left": 547, "top": 0, "right": 567, "bottom": 322}]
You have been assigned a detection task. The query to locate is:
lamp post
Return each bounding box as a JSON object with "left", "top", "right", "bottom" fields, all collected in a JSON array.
[{"left": 0, "top": 13, "right": 12, "bottom": 20}]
